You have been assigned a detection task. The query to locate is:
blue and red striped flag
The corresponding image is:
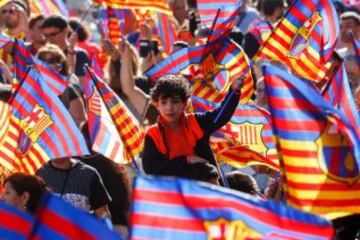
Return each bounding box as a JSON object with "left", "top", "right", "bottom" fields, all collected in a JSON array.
[
  {"left": 32, "top": 193, "right": 121, "bottom": 239},
  {"left": 0, "top": 68, "right": 89, "bottom": 174},
  {"left": 322, "top": 61, "right": 360, "bottom": 138},
  {"left": 204, "top": 3, "right": 242, "bottom": 43},
  {"left": 131, "top": 176, "right": 333, "bottom": 239},
  {"left": 30, "top": 0, "right": 69, "bottom": 17},
  {"left": 0, "top": 203, "right": 34, "bottom": 239},
  {"left": 83, "top": 67, "right": 127, "bottom": 163},
  {"left": 85, "top": 66, "right": 144, "bottom": 161},
  {"left": 147, "top": 38, "right": 253, "bottom": 103},
  {"left": 153, "top": 12, "right": 178, "bottom": 55},
  {"left": 197, "top": 0, "right": 242, "bottom": 28},
  {"left": 350, "top": 32, "right": 360, "bottom": 70},
  {"left": 0, "top": 33, "right": 12, "bottom": 48},
  {"left": 263, "top": 64, "right": 360, "bottom": 219},
  {"left": 248, "top": 19, "right": 273, "bottom": 46},
  {"left": 13, "top": 39, "right": 67, "bottom": 95}
]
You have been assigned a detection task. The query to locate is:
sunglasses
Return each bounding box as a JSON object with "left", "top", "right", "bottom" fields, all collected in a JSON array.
[
  {"left": 44, "top": 30, "right": 62, "bottom": 39},
  {"left": 2, "top": 7, "right": 15, "bottom": 15}
]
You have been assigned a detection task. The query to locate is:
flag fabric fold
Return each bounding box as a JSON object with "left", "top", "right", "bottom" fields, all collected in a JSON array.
[
  {"left": 85, "top": 66, "right": 144, "bottom": 161},
  {"left": 263, "top": 64, "right": 360, "bottom": 219},
  {"left": 0, "top": 68, "right": 89, "bottom": 174},
  {"left": 130, "top": 176, "right": 333, "bottom": 240}
]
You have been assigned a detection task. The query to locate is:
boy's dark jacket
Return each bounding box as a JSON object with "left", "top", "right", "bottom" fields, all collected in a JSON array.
[{"left": 142, "top": 88, "right": 240, "bottom": 180}]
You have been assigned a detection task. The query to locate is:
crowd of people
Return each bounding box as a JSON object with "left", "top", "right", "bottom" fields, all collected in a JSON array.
[{"left": 0, "top": 0, "right": 359, "bottom": 239}]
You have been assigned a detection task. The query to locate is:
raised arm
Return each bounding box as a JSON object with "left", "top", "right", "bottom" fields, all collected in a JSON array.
[
  {"left": 196, "top": 76, "right": 244, "bottom": 134},
  {"left": 118, "top": 38, "right": 149, "bottom": 117}
]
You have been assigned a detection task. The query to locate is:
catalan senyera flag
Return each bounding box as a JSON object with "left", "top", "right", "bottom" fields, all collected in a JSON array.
[
  {"left": 83, "top": 67, "right": 127, "bottom": 164},
  {"left": 215, "top": 145, "right": 280, "bottom": 170},
  {"left": 94, "top": 0, "right": 172, "bottom": 16},
  {"left": 147, "top": 38, "right": 253, "bottom": 103},
  {"left": 263, "top": 64, "right": 360, "bottom": 219},
  {"left": 256, "top": 0, "right": 338, "bottom": 82},
  {"left": 322, "top": 61, "right": 360, "bottom": 138},
  {"left": 13, "top": 39, "right": 67, "bottom": 95},
  {"left": 131, "top": 176, "right": 333, "bottom": 239},
  {"left": 0, "top": 203, "right": 34, "bottom": 239},
  {"left": 85, "top": 66, "right": 144, "bottom": 161},
  {"left": 0, "top": 100, "right": 10, "bottom": 144},
  {"left": 32, "top": 193, "right": 122, "bottom": 239},
  {"left": 0, "top": 68, "right": 89, "bottom": 174}
]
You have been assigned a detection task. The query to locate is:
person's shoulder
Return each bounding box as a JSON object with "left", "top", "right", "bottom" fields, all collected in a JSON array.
[
  {"left": 36, "top": 162, "right": 52, "bottom": 174},
  {"left": 146, "top": 123, "right": 160, "bottom": 135}
]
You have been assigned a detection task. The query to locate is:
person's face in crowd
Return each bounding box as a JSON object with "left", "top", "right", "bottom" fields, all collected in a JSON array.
[
  {"left": 42, "top": 26, "right": 67, "bottom": 47},
  {"left": 1, "top": 3, "right": 20, "bottom": 29},
  {"left": 68, "top": 97, "right": 87, "bottom": 127},
  {"left": 355, "top": 88, "right": 360, "bottom": 110},
  {"left": 0, "top": 182, "right": 28, "bottom": 210},
  {"left": 255, "top": 79, "right": 268, "bottom": 108},
  {"left": 40, "top": 53, "right": 63, "bottom": 73},
  {"left": 340, "top": 18, "right": 359, "bottom": 43},
  {"left": 30, "top": 19, "right": 46, "bottom": 45},
  {"left": 156, "top": 95, "right": 187, "bottom": 125},
  {"left": 168, "top": 0, "right": 188, "bottom": 25}
]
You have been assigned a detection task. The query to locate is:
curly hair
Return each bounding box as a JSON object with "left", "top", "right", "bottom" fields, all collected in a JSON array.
[{"left": 150, "top": 75, "right": 192, "bottom": 102}]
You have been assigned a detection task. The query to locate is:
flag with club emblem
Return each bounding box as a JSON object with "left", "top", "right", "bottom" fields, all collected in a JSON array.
[
  {"left": 131, "top": 176, "right": 333, "bottom": 239},
  {"left": 263, "top": 64, "right": 360, "bottom": 219},
  {"left": 0, "top": 68, "right": 89, "bottom": 174}
]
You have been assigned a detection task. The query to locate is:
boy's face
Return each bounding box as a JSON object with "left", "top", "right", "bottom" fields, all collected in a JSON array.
[{"left": 156, "top": 96, "right": 187, "bottom": 125}]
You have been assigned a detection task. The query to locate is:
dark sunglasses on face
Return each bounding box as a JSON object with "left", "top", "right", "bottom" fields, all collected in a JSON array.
[
  {"left": 41, "top": 57, "right": 61, "bottom": 64},
  {"left": 2, "top": 7, "right": 16, "bottom": 15},
  {"left": 44, "top": 30, "right": 61, "bottom": 39}
]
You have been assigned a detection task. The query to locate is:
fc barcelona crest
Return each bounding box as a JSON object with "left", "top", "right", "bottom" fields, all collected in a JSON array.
[
  {"left": 204, "top": 218, "right": 261, "bottom": 240},
  {"left": 18, "top": 105, "right": 53, "bottom": 155},
  {"left": 316, "top": 121, "right": 360, "bottom": 186},
  {"left": 89, "top": 87, "right": 102, "bottom": 116},
  {"left": 287, "top": 11, "right": 321, "bottom": 59},
  {"left": 183, "top": 53, "right": 226, "bottom": 88}
]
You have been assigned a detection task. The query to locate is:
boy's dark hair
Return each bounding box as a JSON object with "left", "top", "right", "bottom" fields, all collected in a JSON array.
[
  {"left": 226, "top": 171, "right": 260, "bottom": 196},
  {"left": 29, "top": 14, "right": 45, "bottom": 29},
  {"left": 41, "top": 14, "right": 68, "bottom": 31},
  {"left": 179, "top": 163, "right": 219, "bottom": 182},
  {"left": 150, "top": 75, "right": 192, "bottom": 102}
]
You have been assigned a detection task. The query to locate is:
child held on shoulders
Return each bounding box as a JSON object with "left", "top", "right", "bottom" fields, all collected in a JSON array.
[{"left": 141, "top": 74, "right": 244, "bottom": 185}]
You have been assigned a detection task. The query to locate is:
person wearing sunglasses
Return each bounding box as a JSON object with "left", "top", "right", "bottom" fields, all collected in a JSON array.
[
  {"left": 0, "top": 0, "right": 30, "bottom": 70},
  {"left": 41, "top": 14, "right": 90, "bottom": 84},
  {"left": 37, "top": 44, "right": 87, "bottom": 128},
  {"left": 0, "top": 0, "right": 29, "bottom": 40}
]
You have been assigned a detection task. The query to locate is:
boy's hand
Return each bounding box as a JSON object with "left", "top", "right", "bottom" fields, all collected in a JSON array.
[
  {"left": 231, "top": 76, "right": 245, "bottom": 94},
  {"left": 187, "top": 156, "right": 208, "bottom": 164}
]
